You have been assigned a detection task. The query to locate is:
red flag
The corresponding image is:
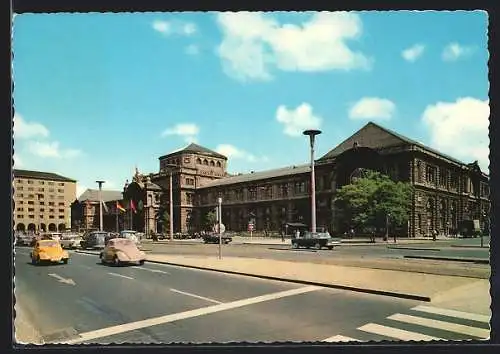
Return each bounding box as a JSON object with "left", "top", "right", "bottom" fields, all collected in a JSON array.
[{"left": 130, "top": 200, "right": 137, "bottom": 214}]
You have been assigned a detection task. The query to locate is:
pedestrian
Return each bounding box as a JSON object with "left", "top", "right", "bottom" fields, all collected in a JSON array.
[
  {"left": 350, "top": 228, "right": 355, "bottom": 239},
  {"left": 295, "top": 229, "right": 300, "bottom": 239},
  {"left": 370, "top": 230, "right": 376, "bottom": 243},
  {"left": 432, "top": 229, "right": 437, "bottom": 241}
]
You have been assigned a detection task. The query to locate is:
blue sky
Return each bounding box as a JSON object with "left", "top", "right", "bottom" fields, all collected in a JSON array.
[{"left": 12, "top": 11, "right": 490, "bottom": 198}]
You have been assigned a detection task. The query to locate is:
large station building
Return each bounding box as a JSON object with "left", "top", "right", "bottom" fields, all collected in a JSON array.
[{"left": 73, "top": 122, "right": 490, "bottom": 238}]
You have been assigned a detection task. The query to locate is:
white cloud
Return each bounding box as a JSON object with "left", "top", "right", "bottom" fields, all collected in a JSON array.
[
  {"left": 76, "top": 184, "right": 87, "bottom": 199},
  {"left": 152, "top": 20, "right": 197, "bottom": 36},
  {"left": 215, "top": 144, "right": 268, "bottom": 162},
  {"left": 421, "top": 97, "right": 490, "bottom": 171},
  {"left": 349, "top": 97, "right": 396, "bottom": 121},
  {"left": 185, "top": 44, "right": 200, "bottom": 55},
  {"left": 216, "top": 11, "right": 372, "bottom": 82},
  {"left": 162, "top": 123, "right": 199, "bottom": 136},
  {"left": 402, "top": 44, "right": 425, "bottom": 62},
  {"left": 27, "top": 141, "right": 82, "bottom": 159},
  {"left": 13, "top": 153, "right": 22, "bottom": 168},
  {"left": 442, "top": 43, "right": 474, "bottom": 62},
  {"left": 276, "top": 103, "right": 322, "bottom": 137},
  {"left": 152, "top": 20, "right": 171, "bottom": 34},
  {"left": 13, "top": 113, "right": 50, "bottom": 140}
]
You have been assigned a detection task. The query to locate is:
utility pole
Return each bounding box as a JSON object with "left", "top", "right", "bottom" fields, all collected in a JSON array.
[{"left": 96, "top": 180, "right": 105, "bottom": 231}]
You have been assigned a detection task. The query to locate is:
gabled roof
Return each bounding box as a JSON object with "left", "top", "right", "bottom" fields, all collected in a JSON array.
[
  {"left": 13, "top": 169, "right": 76, "bottom": 182},
  {"left": 159, "top": 143, "right": 227, "bottom": 160},
  {"left": 77, "top": 189, "right": 123, "bottom": 202},
  {"left": 319, "top": 122, "right": 481, "bottom": 171},
  {"left": 199, "top": 164, "right": 310, "bottom": 189}
]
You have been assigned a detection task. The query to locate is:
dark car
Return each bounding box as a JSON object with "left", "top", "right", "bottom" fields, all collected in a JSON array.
[
  {"left": 291, "top": 231, "right": 341, "bottom": 250},
  {"left": 202, "top": 233, "right": 232, "bottom": 244},
  {"left": 80, "top": 231, "right": 109, "bottom": 250}
]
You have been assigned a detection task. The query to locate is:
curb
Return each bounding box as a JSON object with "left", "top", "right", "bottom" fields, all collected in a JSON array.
[
  {"left": 387, "top": 246, "right": 441, "bottom": 252},
  {"left": 143, "top": 259, "right": 431, "bottom": 302},
  {"left": 451, "top": 244, "right": 490, "bottom": 249},
  {"left": 403, "top": 255, "right": 489, "bottom": 264}
]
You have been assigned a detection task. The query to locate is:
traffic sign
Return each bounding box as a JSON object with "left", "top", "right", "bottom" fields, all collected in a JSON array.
[
  {"left": 248, "top": 223, "right": 254, "bottom": 232},
  {"left": 213, "top": 223, "right": 226, "bottom": 234}
]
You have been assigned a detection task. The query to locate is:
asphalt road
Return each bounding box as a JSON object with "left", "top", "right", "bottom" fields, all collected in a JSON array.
[{"left": 14, "top": 246, "right": 490, "bottom": 344}]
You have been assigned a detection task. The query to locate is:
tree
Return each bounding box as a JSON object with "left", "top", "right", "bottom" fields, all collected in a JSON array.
[
  {"left": 204, "top": 210, "right": 217, "bottom": 230},
  {"left": 335, "top": 171, "right": 413, "bottom": 232}
]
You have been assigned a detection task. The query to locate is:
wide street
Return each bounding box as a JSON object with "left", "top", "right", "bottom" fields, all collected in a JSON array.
[{"left": 14, "top": 243, "right": 490, "bottom": 344}]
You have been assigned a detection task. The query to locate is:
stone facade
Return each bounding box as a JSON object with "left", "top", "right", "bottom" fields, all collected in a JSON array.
[{"left": 120, "top": 123, "right": 490, "bottom": 237}]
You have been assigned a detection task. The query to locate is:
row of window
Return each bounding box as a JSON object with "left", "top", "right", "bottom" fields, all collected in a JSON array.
[
  {"left": 16, "top": 215, "right": 65, "bottom": 219},
  {"left": 15, "top": 194, "right": 65, "bottom": 200},
  {"left": 15, "top": 187, "right": 64, "bottom": 193},
  {"left": 16, "top": 179, "right": 65, "bottom": 186},
  {"left": 16, "top": 208, "right": 65, "bottom": 213},
  {"left": 17, "top": 201, "right": 64, "bottom": 206}
]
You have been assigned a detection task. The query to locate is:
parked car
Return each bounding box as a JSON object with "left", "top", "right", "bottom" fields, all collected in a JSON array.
[
  {"left": 30, "top": 239, "right": 70, "bottom": 265},
  {"left": 80, "top": 231, "right": 108, "bottom": 250},
  {"left": 15, "top": 233, "right": 34, "bottom": 247},
  {"left": 202, "top": 233, "right": 232, "bottom": 244},
  {"left": 99, "top": 238, "right": 146, "bottom": 266},
  {"left": 119, "top": 230, "right": 140, "bottom": 245},
  {"left": 59, "top": 233, "right": 83, "bottom": 249},
  {"left": 291, "top": 231, "right": 341, "bottom": 250},
  {"left": 40, "top": 232, "right": 62, "bottom": 242}
]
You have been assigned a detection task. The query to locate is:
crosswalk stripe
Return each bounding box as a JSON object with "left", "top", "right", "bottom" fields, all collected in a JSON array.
[
  {"left": 322, "top": 335, "right": 360, "bottom": 342},
  {"left": 388, "top": 314, "right": 490, "bottom": 339},
  {"left": 411, "top": 305, "right": 490, "bottom": 324},
  {"left": 358, "top": 323, "right": 443, "bottom": 341}
]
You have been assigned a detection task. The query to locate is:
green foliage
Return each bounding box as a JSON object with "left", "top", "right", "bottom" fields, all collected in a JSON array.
[
  {"left": 205, "top": 210, "right": 218, "bottom": 228},
  {"left": 161, "top": 210, "right": 170, "bottom": 229},
  {"left": 335, "top": 170, "right": 413, "bottom": 230}
]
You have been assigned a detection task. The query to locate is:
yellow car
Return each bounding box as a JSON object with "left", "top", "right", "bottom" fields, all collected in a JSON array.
[{"left": 30, "top": 239, "right": 70, "bottom": 265}]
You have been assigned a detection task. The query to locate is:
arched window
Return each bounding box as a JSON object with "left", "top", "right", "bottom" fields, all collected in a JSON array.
[
  {"left": 197, "top": 158, "right": 202, "bottom": 164},
  {"left": 216, "top": 161, "right": 222, "bottom": 167},
  {"left": 210, "top": 160, "right": 215, "bottom": 167},
  {"left": 203, "top": 159, "right": 208, "bottom": 165}
]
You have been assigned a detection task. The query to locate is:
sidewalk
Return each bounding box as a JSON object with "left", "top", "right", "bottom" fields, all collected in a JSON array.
[{"left": 14, "top": 302, "right": 44, "bottom": 345}]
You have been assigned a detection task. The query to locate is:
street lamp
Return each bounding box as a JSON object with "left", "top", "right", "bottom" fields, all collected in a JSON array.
[
  {"left": 164, "top": 164, "right": 177, "bottom": 241},
  {"left": 218, "top": 197, "right": 222, "bottom": 260},
  {"left": 96, "top": 180, "right": 105, "bottom": 231},
  {"left": 481, "top": 212, "right": 486, "bottom": 248},
  {"left": 303, "top": 129, "right": 322, "bottom": 233}
]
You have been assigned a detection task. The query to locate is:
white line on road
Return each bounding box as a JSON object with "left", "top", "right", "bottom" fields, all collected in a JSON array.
[
  {"left": 387, "top": 313, "right": 490, "bottom": 339},
  {"left": 131, "top": 266, "right": 169, "bottom": 275},
  {"left": 358, "top": 323, "right": 443, "bottom": 341},
  {"left": 62, "top": 285, "right": 321, "bottom": 344},
  {"left": 48, "top": 273, "right": 76, "bottom": 286},
  {"left": 322, "top": 335, "right": 360, "bottom": 342},
  {"left": 411, "top": 305, "right": 491, "bottom": 324},
  {"left": 107, "top": 272, "right": 134, "bottom": 280},
  {"left": 170, "top": 288, "right": 222, "bottom": 304}
]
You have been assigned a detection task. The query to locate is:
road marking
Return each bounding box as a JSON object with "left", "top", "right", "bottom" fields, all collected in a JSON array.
[
  {"left": 387, "top": 313, "right": 490, "bottom": 339},
  {"left": 322, "top": 335, "right": 360, "bottom": 342},
  {"left": 107, "top": 272, "right": 134, "bottom": 280},
  {"left": 170, "top": 288, "right": 222, "bottom": 304},
  {"left": 411, "top": 305, "right": 490, "bottom": 324},
  {"left": 131, "top": 266, "right": 169, "bottom": 275},
  {"left": 358, "top": 323, "right": 443, "bottom": 341},
  {"left": 48, "top": 273, "right": 76, "bottom": 286},
  {"left": 62, "top": 285, "right": 321, "bottom": 344}
]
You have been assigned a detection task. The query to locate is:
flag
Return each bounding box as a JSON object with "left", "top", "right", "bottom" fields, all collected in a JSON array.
[
  {"left": 138, "top": 200, "right": 143, "bottom": 211},
  {"left": 116, "top": 201, "right": 126, "bottom": 213},
  {"left": 130, "top": 200, "right": 137, "bottom": 214},
  {"left": 85, "top": 199, "right": 91, "bottom": 208},
  {"left": 101, "top": 200, "right": 109, "bottom": 213}
]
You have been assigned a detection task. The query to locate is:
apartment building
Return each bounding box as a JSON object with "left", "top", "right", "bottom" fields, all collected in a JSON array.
[{"left": 13, "top": 169, "right": 77, "bottom": 232}]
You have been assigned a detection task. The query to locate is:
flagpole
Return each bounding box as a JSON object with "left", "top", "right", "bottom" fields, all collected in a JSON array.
[
  {"left": 96, "top": 180, "right": 105, "bottom": 231},
  {"left": 115, "top": 203, "right": 119, "bottom": 232}
]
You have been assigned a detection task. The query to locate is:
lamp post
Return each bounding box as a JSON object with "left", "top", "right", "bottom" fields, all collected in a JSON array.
[
  {"left": 96, "top": 180, "right": 105, "bottom": 231},
  {"left": 303, "top": 129, "right": 322, "bottom": 233},
  {"left": 218, "top": 197, "right": 222, "bottom": 260},
  {"left": 164, "top": 164, "right": 177, "bottom": 241},
  {"left": 480, "top": 212, "right": 486, "bottom": 248}
]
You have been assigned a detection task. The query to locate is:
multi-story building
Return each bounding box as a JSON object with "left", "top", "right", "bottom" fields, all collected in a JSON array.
[
  {"left": 13, "top": 169, "right": 77, "bottom": 232},
  {"left": 121, "top": 122, "right": 490, "bottom": 237}
]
